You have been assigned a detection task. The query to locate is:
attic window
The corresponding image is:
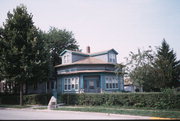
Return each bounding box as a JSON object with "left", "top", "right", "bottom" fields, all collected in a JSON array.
[
  {"left": 64, "top": 54, "right": 70, "bottom": 64},
  {"left": 109, "top": 53, "right": 116, "bottom": 63}
]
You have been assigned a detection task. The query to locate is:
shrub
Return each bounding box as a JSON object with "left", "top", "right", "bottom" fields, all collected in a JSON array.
[
  {"left": 23, "top": 93, "right": 51, "bottom": 105},
  {"left": 0, "top": 93, "right": 51, "bottom": 105},
  {"left": 59, "top": 92, "right": 180, "bottom": 109}
]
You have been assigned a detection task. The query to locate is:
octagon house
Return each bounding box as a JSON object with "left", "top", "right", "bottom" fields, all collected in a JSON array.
[{"left": 55, "top": 46, "right": 124, "bottom": 93}]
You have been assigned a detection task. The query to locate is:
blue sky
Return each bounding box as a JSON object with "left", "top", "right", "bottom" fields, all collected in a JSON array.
[{"left": 1, "top": 0, "right": 180, "bottom": 63}]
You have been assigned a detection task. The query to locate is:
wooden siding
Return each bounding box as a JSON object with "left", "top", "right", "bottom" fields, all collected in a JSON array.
[
  {"left": 57, "top": 65, "right": 115, "bottom": 75},
  {"left": 72, "top": 54, "right": 87, "bottom": 63},
  {"left": 57, "top": 72, "right": 124, "bottom": 93},
  {"left": 92, "top": 54, "right": 108, "bottom": 62},
  {"left": 61, "top": 51, "right": 72, "bottom": 64}
]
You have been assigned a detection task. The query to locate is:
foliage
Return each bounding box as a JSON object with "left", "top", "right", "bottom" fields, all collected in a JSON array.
[
  {"left": 23, "top": 94, "right": 51, "bottom": 105},
  {"left": 45, "top": 27, "right": 79, "bottom": 66},
  {"left": 124, "top": 46, "right": 155, "bottom": 91},
  {"left": 153, "top": 39, "right": 180, "bottom": 90},
  {"left": 0, "top": 93, "right": 51, "bottom": 105},
  {"left": 59, "top": 92, "right": 180, "bottom": 110},
  {"left": 0, "top": 4, "right": 49, "bottom": 105},
  {"left": 125, "top": 39, "right": 180, "bottom": 92},
  {"left": 41, "top": 27, "right": 79, "bottom": 79}
]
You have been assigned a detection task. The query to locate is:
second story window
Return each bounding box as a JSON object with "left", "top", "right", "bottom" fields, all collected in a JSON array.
[
  {"left": 64, "top": 54, "right": 70, "bottom": 64},
  {"left": 64, "top": 56, "right": 67, "bottom": 63},
  {"left": 109, "top": 53, "right": 116, "bottom": 63}
]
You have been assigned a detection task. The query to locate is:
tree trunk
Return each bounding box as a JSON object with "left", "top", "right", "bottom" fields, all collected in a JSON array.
[{"left": 20, "top": 83, "right": 23, "bottom": 106}]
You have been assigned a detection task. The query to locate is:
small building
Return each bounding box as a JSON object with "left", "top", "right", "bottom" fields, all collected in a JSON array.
[
  {"left": 124, "top": 77, "right": 138, "bottom": 92},
  {"left": 55, "top": 46, "right": 124, "bottom": 93}
]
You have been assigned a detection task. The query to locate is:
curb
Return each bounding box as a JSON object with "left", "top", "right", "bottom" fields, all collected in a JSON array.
[{"left": 150, "top": 117, "right": 179, "bottom": 120}]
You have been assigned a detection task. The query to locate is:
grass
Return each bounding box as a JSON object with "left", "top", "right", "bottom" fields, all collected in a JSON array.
[
  {"left": 55, "top": 105, "right": 180, "bottom": 119},
  {"left": 0, "top": 104, "right": 179, "bottom": 119},
  {"left": 0, "top": 104, "right": 31, "bottom": 109}
]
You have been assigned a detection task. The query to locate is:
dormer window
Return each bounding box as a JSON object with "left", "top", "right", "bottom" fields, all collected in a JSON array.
[
  {"left": 109, "top": 53, "right": 116, "bottom": 63},
  {"left": 63, "top": 53, "right": 71, "bottom": 64},
  {"left": 64, "top": 56, "right": 67, "bottom": 63}
]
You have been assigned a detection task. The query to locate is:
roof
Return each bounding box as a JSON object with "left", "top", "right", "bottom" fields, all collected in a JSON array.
[
  {"left": 60, "top": 50, "right": 89, "bottom": 56},
  {"left": 55, "top": 57, "right": 115, "bottom": 68},
  {"left": 60, "top": 48, "right": 118, "bottom": 56},
  {"left": 73, "top": 57, "right": 106, "bottom": 64},
  {"left": 58, "top": 70, "right": 115, "bottom": 75}
]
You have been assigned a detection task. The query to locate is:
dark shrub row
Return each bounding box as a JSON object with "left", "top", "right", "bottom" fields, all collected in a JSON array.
[
  {"left": 0, "top": 93, "right": 51, "bottom": 105},
  {"left": 60, "top": 92, "right": 180, "bottom": 109}
]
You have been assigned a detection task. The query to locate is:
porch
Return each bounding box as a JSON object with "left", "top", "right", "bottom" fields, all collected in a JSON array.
[{"left": 83, "top": 75, "right": 101, "bottom": 93}]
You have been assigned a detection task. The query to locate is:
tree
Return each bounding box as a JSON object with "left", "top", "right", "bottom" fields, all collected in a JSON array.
[
  {"left": 0, "top": 5, "right": 49, "bottom": 105},
  {"left": 125, "top": 46, "right": 155, "bottom": 92},
  {"left": 46, "top": 27, "right": 79, "bottom": 66},
  {"left": 153, "top": 39, "right": 180, "bottom": 90},
  {"left": 43, "top": 27, "right": 79, "bottom": 80}
]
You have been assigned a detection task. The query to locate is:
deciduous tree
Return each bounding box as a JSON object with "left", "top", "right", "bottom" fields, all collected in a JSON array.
[{"left": 0, "top": 5, "right": 49, "bottom": 105}]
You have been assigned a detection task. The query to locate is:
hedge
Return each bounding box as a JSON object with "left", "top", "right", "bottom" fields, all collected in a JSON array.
[
  {"left": 59, "top": 92, "right": 180, "bottom": 109},
  {"left": 0, "top": 93, "right": 51, "bottom": 105},
  {"left": 1, "top": 92, "right": 180, "bottom": 110}
]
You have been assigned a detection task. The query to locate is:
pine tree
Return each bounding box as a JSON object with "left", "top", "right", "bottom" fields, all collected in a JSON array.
[
  {"left": 0, "top": 5, "right": 49, "bottom": 105},
  {"left": 153, "top": 39, "right": 180, "bottom": 90}
]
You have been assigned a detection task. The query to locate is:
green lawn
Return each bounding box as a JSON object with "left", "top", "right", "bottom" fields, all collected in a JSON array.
[
  {"left": 0, "top": 104, "right": 179, "bottom": 119},
  {"left": 55, "top": 105, "right": 180, "bottom": 119},
  {"left": 0, "top": 105, "right": 31, "bottom": 108}
]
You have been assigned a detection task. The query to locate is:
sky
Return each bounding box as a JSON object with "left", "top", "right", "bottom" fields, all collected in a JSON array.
[{"left": 1, "top": 0, "right": 180, "bottom": 63}]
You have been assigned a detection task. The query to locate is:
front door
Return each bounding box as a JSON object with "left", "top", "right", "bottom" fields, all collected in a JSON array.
[{"left": 83, "top": 76, "right": 100, "bottom": 93}]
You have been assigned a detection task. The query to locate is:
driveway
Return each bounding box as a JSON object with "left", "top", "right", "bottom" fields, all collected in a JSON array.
[{"left": 0, "top": 108, "right": 151, "bottom": 120}]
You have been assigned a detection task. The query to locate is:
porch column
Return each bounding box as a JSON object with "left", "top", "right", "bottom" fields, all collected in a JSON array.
[
  {"left": 79, "top": 75, "right": 84, "bottom": 93},
  {"left": 100, "top": 74, "right": 105, "bottom": 93}
]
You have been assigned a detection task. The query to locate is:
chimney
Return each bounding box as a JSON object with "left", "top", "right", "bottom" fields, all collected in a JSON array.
[{"left": 86, "top": 46, "right": 90, "bottom": 53}]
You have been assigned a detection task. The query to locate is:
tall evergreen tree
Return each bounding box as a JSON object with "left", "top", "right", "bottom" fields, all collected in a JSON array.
[
  {"left": 0, "top": 5, "right": 49, "bottom": 105},
  {"left": 153, "top": 39, "right": 180, "bottom": 90}
]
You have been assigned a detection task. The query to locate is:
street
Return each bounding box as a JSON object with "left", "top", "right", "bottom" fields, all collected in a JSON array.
[{"left": 0, "top": 108, "right": 151, "bottom": 120}]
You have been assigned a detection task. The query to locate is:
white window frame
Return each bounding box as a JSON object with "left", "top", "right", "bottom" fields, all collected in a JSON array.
[
  {"left": 64, "top": 55, "right": 67, "bottom": 63},
  {"left": 105, "top": 76, "right": 118, "bottom": 89},
  {"left": 109, "top": 53, "right": 116, "bottom": 63},
  {"left": 64, "top": 77, "right": 79, "bottom": 91}
]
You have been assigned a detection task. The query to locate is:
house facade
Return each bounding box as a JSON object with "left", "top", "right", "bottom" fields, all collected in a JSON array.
[{"left": 55, "top": 46, "right": 124, "bottom": 94}]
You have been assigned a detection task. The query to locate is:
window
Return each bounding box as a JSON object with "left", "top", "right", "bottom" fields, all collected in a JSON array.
[
  {"left": 109, "top": 53, "right": 116, "bottom": 63},
  {"left": 67, "top": 55, "right": 70, "bottom": 63},
  {"left": 68, "top": 79, "right": 71, "bottom": 90},
  {"left": 89, "top": 80, "right": 94, "bottom": 89},
  {"left": 105, "top": 76, "right": 118, "bottom": 89},
  {"left": 64, "top": 56, "right": 67, "bottom": 63},
  {"left": 71, "top": 78, "right": 75, "bottom": 89},
  {"left": 64, "top": 54, "right": 71, "bottom": 64},
  {"left": 64, "top": 79, "right": 68, "bottom": 90},
  {"left": 64, "top": 77, "right": 79, "bottom": 91},
  {"left": 75, "top": 78, "right": 79, "bottom": 90}
]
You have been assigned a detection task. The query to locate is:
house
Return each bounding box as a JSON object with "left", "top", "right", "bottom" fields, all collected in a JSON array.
[
  {"left": 124, "top": 77, "right": 136, "bottom": 92},
  {"left": 55, "top": 46, "right": 124, "bottom": 93}
]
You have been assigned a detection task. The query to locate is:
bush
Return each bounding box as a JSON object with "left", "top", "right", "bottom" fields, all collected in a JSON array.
[
  {"left": 59, "top": 92, "right": 180, "bottom": 109},
  {"left": 0, "top": 93, "right": 51, "bottom": 105},
  {"left": 23, "top": 93, "right": 51, "bottom": 105},
  {"left": 0, "top": 94, "right": 19, "bottom": 105}
]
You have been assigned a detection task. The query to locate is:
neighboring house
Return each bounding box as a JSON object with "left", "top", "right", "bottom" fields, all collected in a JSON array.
[
  {"left": 55, "top": 46, "right": 124, "bottom": 94},
  {"left": 0, "top": 79, "right": 54, "bottom": 94},
  {"left": 124, "top": 77, "right": 137, "bottom": 92}
]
